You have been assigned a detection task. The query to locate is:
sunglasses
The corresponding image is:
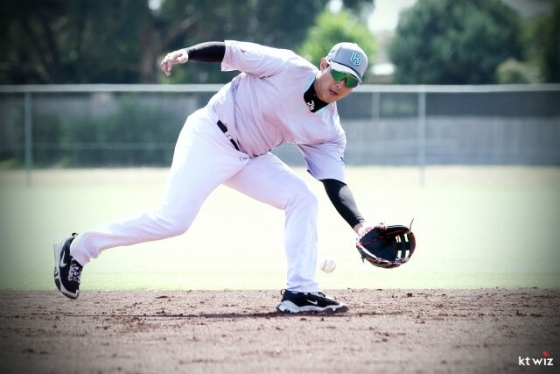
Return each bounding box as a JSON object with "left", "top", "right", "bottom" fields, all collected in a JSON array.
[{"left": 329, "top": 68, "right": 360, "bottom": 88}]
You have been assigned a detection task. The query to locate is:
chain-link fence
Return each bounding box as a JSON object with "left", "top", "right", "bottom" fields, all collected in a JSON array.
[{"left": 1, "top": 84, "right": 559, "bottom": 174}]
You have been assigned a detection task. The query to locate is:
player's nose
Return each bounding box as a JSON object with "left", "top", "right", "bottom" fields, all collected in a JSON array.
[{"left": 334, "top": 80, "right": 346, "bottom": 90}]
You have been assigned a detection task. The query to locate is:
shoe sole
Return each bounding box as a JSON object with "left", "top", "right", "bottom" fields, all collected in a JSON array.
[
  {"left": 53, "top": 238, "right": 79, "bottom": 300},
  {"left": 276, "top": 300, "right": 349, "bottom": 314}
]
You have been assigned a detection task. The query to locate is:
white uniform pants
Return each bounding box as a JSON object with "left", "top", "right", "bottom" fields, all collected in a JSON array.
[{"left": 70, "top": 109, "right": 320, "bottom": 292}]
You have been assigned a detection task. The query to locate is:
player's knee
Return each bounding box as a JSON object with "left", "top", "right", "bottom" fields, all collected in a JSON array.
[
  {"left": 303, "top": 188, "right": 318, "bottom": 209},
  {"left": 164, "top": 222, "right": 190, "bottom": 237},
  {"left": 154, "top": 211, "right": 191, "bottom": 237},
  {"left": 286, "top": 183, "right": 318, "bottom": 211}
]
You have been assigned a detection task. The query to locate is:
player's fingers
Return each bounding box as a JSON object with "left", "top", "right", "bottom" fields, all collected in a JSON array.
[
  {"left": 160, "top": 63, "right": 169, "bottom": 76},
  {"left": 160, "top": 56, "right": 169, "bottom": 72},
  {"left": 160, "top": 50, "right": 188, "bottom": 76},
  {"left": 160, "top": 55, "right": 174, "bottom": 75}
]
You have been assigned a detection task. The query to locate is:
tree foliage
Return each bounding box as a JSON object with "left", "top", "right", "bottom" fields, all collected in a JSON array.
[
  {"left": 157, "top": 0, "right": 330, "bottom": 84},
  {"left": 0, "top": 0, "right": 152, "bottom": 84},
  {"left": 1, "top": 0, "right": 378, "bottom": 85},
  {"left": 520, "top": 0, "right": 560, "bottom": 83},
  {"left": 541, "top": 0, "right": 560, "bottom": 82},
  {"left": 388, "top": 0, "right": 523, "bottom": 84},
  {"left": 298, "top": 10, "right": 377, "bottom": 79},
  {"left": 496, "top": 58, "right": 540, "bottom": 84}
]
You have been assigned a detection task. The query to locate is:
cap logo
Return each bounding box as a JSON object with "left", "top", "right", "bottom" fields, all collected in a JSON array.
[{"left": 349, "top": 51, "right": 362, "bottom": 66}]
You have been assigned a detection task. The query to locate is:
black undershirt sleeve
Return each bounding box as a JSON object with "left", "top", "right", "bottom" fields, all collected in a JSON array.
[
  {"left": 322, "top": 179, "right": 365, "bottom": 228},
  {"left": 184, "top": 42, "right": 226, "bottom": 63}
]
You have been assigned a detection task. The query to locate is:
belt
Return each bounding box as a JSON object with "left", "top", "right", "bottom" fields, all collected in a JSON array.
[{"left": 217, "top": 120, "right": 240, "bottom": 151}]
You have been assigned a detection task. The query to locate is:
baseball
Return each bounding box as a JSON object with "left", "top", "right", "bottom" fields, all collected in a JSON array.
[{"left": 320, "top": 257, "right": 337, "bottom": 273}]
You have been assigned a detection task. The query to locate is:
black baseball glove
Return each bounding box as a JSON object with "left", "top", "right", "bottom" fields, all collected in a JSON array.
[{"left": 356, "top": 221, "right": 416, "bottom": 269}]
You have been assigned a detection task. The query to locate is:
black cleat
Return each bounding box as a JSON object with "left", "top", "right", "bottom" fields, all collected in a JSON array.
[
  {"left": 53, "top": 234, "right": 82, "bottom": 299},
  {"left": 276, "top": 289, "right": 348, "bottom": 313}
]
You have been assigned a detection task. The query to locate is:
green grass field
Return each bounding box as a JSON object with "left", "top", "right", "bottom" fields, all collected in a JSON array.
[{"left": 1, "top": 166, "right": 559, "bottom": 291}]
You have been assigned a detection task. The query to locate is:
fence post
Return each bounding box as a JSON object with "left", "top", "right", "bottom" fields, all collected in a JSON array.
[
  {"left": 24, "top": 91, "right": 33, "bottom": 187},
  {"left": 372, "top": 91, "right": 380, "bottom": 122},
  {"left": 417, "top": 89, "right": 426, "bottom": 186}
]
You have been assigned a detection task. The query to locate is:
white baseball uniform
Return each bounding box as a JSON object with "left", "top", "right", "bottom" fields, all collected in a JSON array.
[{"left": 70, "top": 40, "right": 347, "bottom": 292}]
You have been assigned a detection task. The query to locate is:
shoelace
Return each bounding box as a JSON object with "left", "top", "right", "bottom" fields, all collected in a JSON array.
[
  {"left": 281, "top": 289, "right": 329, "bottom": 299},
  {"left": 308, "top": 292, "right": 326, "bottom": 298},
  {"left": 69, "top": 261, "right": 82, "bottom": 283}
]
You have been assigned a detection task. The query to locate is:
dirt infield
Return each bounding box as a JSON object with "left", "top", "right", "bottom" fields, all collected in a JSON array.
[{"left": 0, "top": 289, "right": 558, "bottom": 374}]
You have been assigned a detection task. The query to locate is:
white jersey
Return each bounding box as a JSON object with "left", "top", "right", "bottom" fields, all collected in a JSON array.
[{"left": 206, "top": 40, "right": 347, "bottom": 182}]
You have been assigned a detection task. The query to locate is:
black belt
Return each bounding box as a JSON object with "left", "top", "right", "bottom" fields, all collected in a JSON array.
[{"left": 217, "top": 120, "right": 240, "bottom": 151}]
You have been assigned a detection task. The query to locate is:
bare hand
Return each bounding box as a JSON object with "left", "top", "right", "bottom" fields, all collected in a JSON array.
[{"left": 160, "top": 49, "right": 189, "bottom": 76}]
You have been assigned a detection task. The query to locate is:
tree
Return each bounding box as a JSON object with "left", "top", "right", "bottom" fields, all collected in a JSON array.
[
  {"left": 1, "top": 0, "right": 379, "bottom": 84},
  {"left": 496, "top": 58, "right": 540, "bottom": 84},
  {"left": 520, "top": 0, "right": 560, "bottom": 83},
  {"left": 0, "top": 0, "right": 331, "bottom": 84},
  {"left": 298, "top": 10, "right": 377, "bottom": 81},
  {"left": 158, "top": 0, "right": 330, "bottom": 84},
  {"left": 541, "top": 0, "right": 560, "bottom": 82},
  {"left": 0, "top": 0, "right": 152, "bottom": 84},
  {"left": 388, "top": 0, "right": 523, "bottom": 84}
]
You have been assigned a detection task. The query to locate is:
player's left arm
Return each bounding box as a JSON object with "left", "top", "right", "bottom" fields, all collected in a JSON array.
[{"left": 321, "top": 179, "right": 373, "bottom": 236}]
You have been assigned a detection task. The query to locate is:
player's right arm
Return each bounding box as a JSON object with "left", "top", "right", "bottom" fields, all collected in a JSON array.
[{"left": 160, "top": 42, "right": 226, "bottom": 76}]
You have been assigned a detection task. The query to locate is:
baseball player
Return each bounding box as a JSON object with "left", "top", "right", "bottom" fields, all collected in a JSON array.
[{"left": 54, "top": 40, "right": 374, "bottom": 313}]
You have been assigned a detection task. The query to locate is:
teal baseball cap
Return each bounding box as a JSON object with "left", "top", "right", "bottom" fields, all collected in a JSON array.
[{"left": 326, "top": 42, "right": 368, "bottom": 83}]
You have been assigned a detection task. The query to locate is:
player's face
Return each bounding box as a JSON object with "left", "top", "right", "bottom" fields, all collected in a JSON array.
[{"left": 314, "top": 60, "right": 356, "bottom": 103}]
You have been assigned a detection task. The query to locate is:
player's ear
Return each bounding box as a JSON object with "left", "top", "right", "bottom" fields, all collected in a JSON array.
[{"left": 320, "top": 58, "right": 329, "bottom": 71}]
